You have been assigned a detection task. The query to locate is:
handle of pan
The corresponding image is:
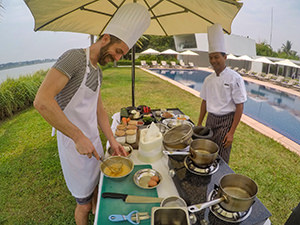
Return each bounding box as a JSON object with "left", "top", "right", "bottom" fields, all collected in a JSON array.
[{"left": 187, "top": 196, "right": 225, "bottom": 213}]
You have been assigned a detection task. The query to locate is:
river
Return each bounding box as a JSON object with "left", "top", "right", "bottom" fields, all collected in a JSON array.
[{"left": 0, "top": 62, "right": 55, "bottom": 84}]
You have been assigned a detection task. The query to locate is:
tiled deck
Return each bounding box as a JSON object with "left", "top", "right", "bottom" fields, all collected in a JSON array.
[{"left": 142, "top": 67, "right": 300, "bottom": 157}]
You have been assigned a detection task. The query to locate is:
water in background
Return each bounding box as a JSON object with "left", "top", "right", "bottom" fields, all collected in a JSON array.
[
  {"left": 151, "top": 69, "right": 300, "bottom": 145},
  {"left": 0, "top": 62, "right": 54, "bottom": 84}
]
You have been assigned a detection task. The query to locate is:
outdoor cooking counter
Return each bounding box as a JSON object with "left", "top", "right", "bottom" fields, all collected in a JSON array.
[{"left": 94, "top": 112, "right": 271, "bottom": 225}]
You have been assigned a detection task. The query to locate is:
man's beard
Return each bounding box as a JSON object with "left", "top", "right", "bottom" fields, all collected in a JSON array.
[{"left": 98, "top": 43, "right": 115, "bottom": 66}]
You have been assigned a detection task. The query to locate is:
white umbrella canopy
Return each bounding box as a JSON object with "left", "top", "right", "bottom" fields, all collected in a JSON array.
[
  {"left": 254, "top": 57, "right": 274, "bottom": 64},
  {"left": 180, "top": 50, "right": 199, "bottom": 56},
  {"left": 227, "top": 54, "right": 238, "bottom": 60},
  {"left": 275, "top": 59, "right": 300, "bottom": 68},
  {"left": 140, "top": 48, "right": 160, "bottom": 55},
  {"left": 25, "top": 0, "right": 243, "bottom": 36},
  {"left": 237, "top": 55, "right": 253, "bottom": 61},
  {"left": 160, "top": 49, "right": 179, "bottom": 55}
]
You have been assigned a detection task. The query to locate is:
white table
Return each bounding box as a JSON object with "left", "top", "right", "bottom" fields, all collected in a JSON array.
[{"left": 94, "top": 112, "right": 271, "bottom": 225}]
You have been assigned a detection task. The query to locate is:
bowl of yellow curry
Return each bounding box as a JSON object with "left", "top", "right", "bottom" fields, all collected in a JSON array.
[{"left": 100, "top": 156, "right": 134, "bottom": 178}]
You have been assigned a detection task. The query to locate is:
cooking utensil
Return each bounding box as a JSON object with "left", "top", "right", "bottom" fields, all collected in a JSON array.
[
  {"left": 160, "top": 196, "right": 187, "bottom": 207},
  {"left": 163, "top": 124, "right": 193, "bottom": 150},
  {"left": 133, "top": 168, "right": 162, "bottom": 189},
  {"left": 100, "top": 156, "right": 134, "bottom": 178},
  {"left": 189, "top": 139, "right": 219, "bottom": 167},
  {"left": 188, "top": 173, "right": 258, "bottom": 213},
  {"left": 100, "top": 158, "right": 123, "bottom": 174},
  {"left": 102, "top": 192, "right": 163, "bottom": 203},
  {"left": 109, "top": 210, "right": 150, "bottom": 224}
]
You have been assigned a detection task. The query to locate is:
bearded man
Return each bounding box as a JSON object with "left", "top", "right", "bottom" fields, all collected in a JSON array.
[{"left": 33, "top": 3, "right": 150, "bottom": 225}]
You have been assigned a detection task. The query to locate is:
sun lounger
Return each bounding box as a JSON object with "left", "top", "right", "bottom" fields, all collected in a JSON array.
[
  {"left": 233, "top": 67, "right": 239, "bottom": 72},
  {"left": 238, "top": 68, "right": 246, "bottom": 76},
  {"left": 179, "top": 60, "right": 188, "bottom": 68},
  {"left": 170, "top": 61, "right": 179, "bottom": 68},
  {"left": 187, "top": 62, "right": 195, "bottom": 68},
  {"left": 151, "top": 60, "right": 159, "bottom": 67},
  {"left": 271, "top": 75, "right": 284, "bottom": 84},
  {"left": 161, "top": 60, "right": 169, "bottom": 68},
  {"left": 140, "top": 60, "right": 148, "bottom": 67},
  {"left": 261, "top": 73, "right": 273, "bottom": 81},
  {"left": 282, "top": 79, "right": 297, "bottom": 87},
  {"left": 293, "top": 83, "right": 300, "bottom": 91}
]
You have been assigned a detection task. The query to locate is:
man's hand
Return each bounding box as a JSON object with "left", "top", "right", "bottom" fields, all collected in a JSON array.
[
  {"left": 75, "top": 135, "right": 100, "bottom": 160},
  {"left": 223, "top": 132, "right": 234, "bottom": 148},
  {"left": 110, "top": 139, "right": 128, "bottom": 156}
]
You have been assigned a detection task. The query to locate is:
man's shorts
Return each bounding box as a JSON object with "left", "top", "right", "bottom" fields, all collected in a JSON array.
[{"left": 75, "top": 192, "right": 94, "bottom": 205}]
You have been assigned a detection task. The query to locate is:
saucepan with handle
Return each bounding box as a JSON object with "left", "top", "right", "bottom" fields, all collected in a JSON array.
[{"left": 188, "top": 173, "right": 258, "bottom": 213}]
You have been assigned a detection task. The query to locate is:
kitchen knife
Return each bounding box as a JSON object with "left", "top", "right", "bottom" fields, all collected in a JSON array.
[{"left": 102, "top": 192, "right": 163, "bottom": 203}]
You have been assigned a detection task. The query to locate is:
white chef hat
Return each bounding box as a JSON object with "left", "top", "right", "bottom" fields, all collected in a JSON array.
[
  {"left": 207, "top": 23, "right": 226, "bottom": 54},
  {"left": 104, "top": 3, "right": 151, "bottom": 49}
]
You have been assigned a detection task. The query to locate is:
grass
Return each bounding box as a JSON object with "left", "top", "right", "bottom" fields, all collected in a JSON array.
[{"left": 1, "top": 67, "right": 299, "bottom": 224}]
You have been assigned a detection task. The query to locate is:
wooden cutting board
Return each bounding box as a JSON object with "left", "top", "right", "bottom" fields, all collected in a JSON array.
[{"left": 97, "top": 164, "right": 160, "bottom": 225}]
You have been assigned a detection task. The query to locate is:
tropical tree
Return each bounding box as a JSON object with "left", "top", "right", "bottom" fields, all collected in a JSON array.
[
  {"left": 281, "top": 40, "right": 293, "bottom": 56},
  {"left": 256, "top": 41, "right": 277, "bottom": 57}
]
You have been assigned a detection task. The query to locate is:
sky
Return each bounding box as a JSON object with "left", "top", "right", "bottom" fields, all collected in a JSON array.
[{"left": 0, "top": 0, "right": 300, "bottom": 64}]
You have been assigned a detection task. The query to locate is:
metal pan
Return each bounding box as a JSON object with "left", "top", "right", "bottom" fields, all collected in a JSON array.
[{"left": 188, "top": 174, "right": 258, "bottom": 213}]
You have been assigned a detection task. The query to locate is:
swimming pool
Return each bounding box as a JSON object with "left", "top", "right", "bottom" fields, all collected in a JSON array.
[{"left": 151, "top": 69, "right": 300, "bottom": 145}]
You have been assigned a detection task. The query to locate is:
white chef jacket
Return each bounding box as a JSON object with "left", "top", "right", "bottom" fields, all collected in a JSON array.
[{"left": 200, "top": 67, "right": 247, "bottom": 115}]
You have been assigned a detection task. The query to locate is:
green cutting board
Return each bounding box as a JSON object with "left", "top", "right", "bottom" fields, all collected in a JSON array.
[{"left": 97, "top": 164, "right": 159, "bottom": 225}]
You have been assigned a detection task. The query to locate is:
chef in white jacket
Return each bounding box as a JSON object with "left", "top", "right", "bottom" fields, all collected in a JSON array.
[
  {"left": 34, "top": 3, "right": 150, "bottom": 225},
  {"left": 197, "top": 24, "right": 247, "bottom": 164}
]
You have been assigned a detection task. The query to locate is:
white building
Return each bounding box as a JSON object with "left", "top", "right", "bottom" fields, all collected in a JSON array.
[{"left": 174, "top": 33, "right": 300, "bottom": 77}]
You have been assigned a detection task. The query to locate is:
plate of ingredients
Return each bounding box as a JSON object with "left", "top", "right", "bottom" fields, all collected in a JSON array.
[
  {"left": 133, "top": 168, "right": 162, "bottom": 189},
  {"left": 175, "top": 114, "right": 190, "bottom": 121},
  {"left": 162, "top": 118, "right": 193, "bottom": 128}
]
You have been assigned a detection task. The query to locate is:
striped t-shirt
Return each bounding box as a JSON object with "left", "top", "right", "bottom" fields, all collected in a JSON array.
[{"left": 53, "top": 48, "right": 103, "bottom": 110}]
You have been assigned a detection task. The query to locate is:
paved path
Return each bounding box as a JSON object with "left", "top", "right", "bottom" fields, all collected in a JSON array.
[{"left": 142, "top": 67, "right": 300, "bottom": 157}]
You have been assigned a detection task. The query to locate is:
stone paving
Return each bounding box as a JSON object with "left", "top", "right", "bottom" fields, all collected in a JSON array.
[{"left": 142, "top": 67, "right": 300, "bottom": 157}]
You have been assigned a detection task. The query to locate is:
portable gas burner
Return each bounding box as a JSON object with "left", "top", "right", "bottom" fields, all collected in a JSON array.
[
  {"left": 184, "top": 156, "right": 219, "bottom": 176},
  {"left": 208, "top": 190, "right": 252, "bottom": 223}
]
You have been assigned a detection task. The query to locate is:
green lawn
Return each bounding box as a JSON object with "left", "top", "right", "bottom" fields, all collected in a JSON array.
[{"left": 0, "top": 67, "right": 299, "bottom": 224}]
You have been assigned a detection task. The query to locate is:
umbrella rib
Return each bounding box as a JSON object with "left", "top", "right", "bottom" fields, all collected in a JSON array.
[
  {"left": 151, "top": 10, "right": 187, "bottom": 19},
  {"left": 98, "top": 0, "right": 126, "bottom": 35},
  {"left": 81, "top": 7, "right": 113, "bottom": 17},
  {"left": 143, "top": 0, "right": 168, "bottom": 36},
  {"left": 35, "top": 0, "right": 100, "bottom": 31},
  {"left": 148, "top": 0, "right": 164, "bottom": 11},
  {"left": 166, "top": 0, "right": 230, "bottom": 34}
]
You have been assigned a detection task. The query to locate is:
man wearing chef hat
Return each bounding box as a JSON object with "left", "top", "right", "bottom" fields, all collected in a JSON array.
[
  {"left": 34, "top": 3, "right": 150, "bottom": 225},
  {"left": 197, "top": 24, "right": 247, "bottom": 164}
]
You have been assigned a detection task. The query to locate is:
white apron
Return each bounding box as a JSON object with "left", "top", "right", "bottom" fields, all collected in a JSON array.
[{"left": 56, "top": 48, "right": 103, "bottom": 198}]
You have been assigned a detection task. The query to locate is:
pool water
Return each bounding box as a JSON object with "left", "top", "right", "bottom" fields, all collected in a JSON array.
[{"left": 151, "top": 69, "right": 300, "bottom": 145}]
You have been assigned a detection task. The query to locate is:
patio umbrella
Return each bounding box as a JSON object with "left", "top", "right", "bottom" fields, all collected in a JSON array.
[
  {"left": 140, "top": 48, "right": 160, "bottom": 55},
  {"left": 254, "top": 57, "right": 274, "bottom": 74},
  {"left": 227, "top": 54, "right": 238, "bottom": 60},
  {"left": 160, "top": 49, "right": 179, "bottom": 55},
  {"left": 237, "top": 55, "right": 253, "bottom": 71},
  {"left": 25, "top": 0, "right": 243, "bottom": 106},
  {"left": 275, "top": 59, "right": 300, "bottom": 76},
  {"left": 179, "top": 50, "right": 199, "bottom": 64}
]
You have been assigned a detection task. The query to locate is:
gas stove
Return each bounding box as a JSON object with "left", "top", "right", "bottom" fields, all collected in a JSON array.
[{"left": 168, "top": 155, "right": 271, "bottom": 225}]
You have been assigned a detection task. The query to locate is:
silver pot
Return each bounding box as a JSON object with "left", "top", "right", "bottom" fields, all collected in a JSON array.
[
  {"left": 189, "top": 139, "right": 219, "bottom": 167},
  {"left": 188, "top": 173, "right": 258, "bottom": 213}
]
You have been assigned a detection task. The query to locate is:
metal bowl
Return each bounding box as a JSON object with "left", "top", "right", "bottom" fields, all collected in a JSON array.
[
  {"left": 133, "top": 168, "right": 162, "bottom": 189},
  {"left": 107, "top": 143, "right": 133, "bottom": 157},
  {"left": 100, "top": 156, "right": 134, "bottom": 179},
  {"left": 160, "top": 196, "right": 187, "bottom": 207}
]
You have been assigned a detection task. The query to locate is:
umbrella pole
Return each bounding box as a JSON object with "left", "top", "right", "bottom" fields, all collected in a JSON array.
[{"left": 131, "top": 45, "right": 136, "bottom": 107}]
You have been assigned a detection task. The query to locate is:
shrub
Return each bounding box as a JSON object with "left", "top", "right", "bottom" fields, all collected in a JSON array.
[{"left": 0, "top": 70, "right": 46, "bottom": 121}]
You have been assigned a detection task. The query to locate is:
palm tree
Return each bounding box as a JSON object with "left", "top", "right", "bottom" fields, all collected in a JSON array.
[{"left": 281, "top": 40, "right": 293, "bottom": 56}]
